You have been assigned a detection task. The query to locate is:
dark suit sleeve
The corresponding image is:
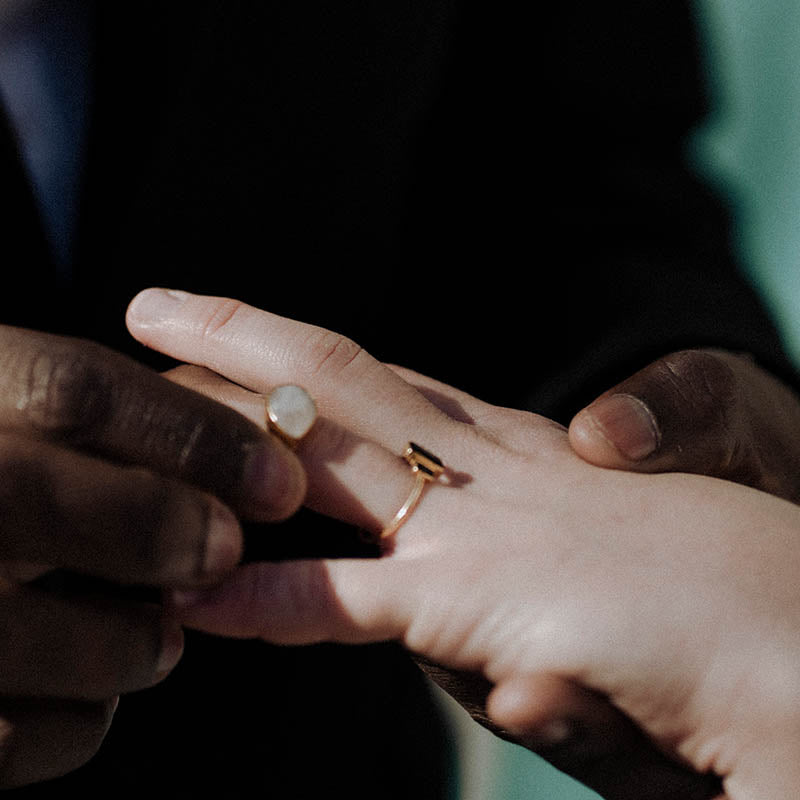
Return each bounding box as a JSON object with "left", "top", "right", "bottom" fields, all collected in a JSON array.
[
  {"left": 522, "top": 3, "right": 799, "bottom": 419},
  {"left": 72, "top": 3, "right": 794, "bottom": 429}
]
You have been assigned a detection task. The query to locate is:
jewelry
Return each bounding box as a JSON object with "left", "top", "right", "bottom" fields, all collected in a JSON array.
[
  {"left": 381, "top": 442, "right": 445, "bottom": 539},
  {"left": 265, "top": 385, "right": 318, "bottom": 448}
]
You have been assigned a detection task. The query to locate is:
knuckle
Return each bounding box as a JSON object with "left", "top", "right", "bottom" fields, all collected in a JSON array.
[
  {"left": 658, "top": 350, "right": 737, "bottom": 420},
  {"left": 173, "top": 417, "right": 210, "bottom": 474},
  {"left": 657, "top": 350, "right": 741, "bottom": 465},
  {"left": 199, "top": 298, "right": 248, "bottom": 341},
  {"left": 303, "top": 329, "right": 367, "bottom": 381},
  {"left": 14, "top": 340, "right": 113, "bottom": 441},
  {"left": 119, "top": 389, "right": 251, "bottom": 525},
  {"left": 663, "top": 349, "right": 735, "bottom": 396},
  {"left": 156, "top": 411, "right": 247, "bottom": 502}
]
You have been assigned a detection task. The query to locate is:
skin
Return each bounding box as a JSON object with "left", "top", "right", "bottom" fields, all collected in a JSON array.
[
  {"left": 126, "top": 288, "right": 800, "bottom": 800},
  {"left": 0, "top": 325, "right": 305, "bottom": 786},
  {"left": 569, "top": 348, "right": 800, "bottom": 504}
]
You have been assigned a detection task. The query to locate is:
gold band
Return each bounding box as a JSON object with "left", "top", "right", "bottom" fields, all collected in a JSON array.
[{"left": 381, "top": 443, "right": 444, "bottom": 540}]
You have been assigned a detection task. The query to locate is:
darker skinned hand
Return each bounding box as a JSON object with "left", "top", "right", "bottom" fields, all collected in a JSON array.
[
  {"left": 570, "top": 348, "right": 800, "bottom": 502},
  {"left": 0, "top": 326, "right": 305, "bottom": 787}
]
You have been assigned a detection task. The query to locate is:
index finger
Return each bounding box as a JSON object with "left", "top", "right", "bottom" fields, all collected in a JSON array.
[
  {"left": 0, "top": 326, "right": 305, "bottom": 521},
  {"left": 126, "top": 289, "right": 464, "bottom": 456}
]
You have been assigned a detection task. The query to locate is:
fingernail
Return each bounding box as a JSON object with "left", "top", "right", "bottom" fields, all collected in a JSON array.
[
  {"left": 203, "top": 500, "right": 243, "bottom": 576},
  {"left": 127, "top": 288, "right": 189, "bottom": 325},
  {"left": 585, "top": 393, "right": 660, "bottom": 461},
  {"left": 156, "top": 623, "right": 185, "bottom": 676},
  {"left": 242, "top": 441, "right": 306, "bottom": 521}
]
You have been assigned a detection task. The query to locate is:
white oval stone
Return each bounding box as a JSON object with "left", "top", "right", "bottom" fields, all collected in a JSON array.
[{"left": 267, "top": 385, "right": 317, "bottom": 442}]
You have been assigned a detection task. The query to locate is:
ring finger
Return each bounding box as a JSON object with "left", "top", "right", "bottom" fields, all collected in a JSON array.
[{"left": 165, "top": 365, "right": 448, "bottom": 540}]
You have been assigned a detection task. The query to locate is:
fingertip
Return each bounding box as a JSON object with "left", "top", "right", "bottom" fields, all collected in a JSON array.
[
  {"left": 568, "top": 406, "right": 626, "bottom": 467},
  {"left": 125, "top": 288, "right": 191, "bottom": 335},
  {"left": 202, "top": 499, "right": 245, "bottom": 578},
  {"left": 488, "top": 674, "right": 607, "bottom": 750},
  {"left": 154, "top": 621, "right": 185, "bottom": 680},
  {"left": 241, "top": 439, "right": 307, "bottom": 522},
  {"left": 569, "top": 394, "right": 659, "bottom": 466},
  {"left": 487, "top": 675, "right": 558, "bottom": 736},
  {"left": 487, "top": 678, "right": 534, "bottom": 733}
]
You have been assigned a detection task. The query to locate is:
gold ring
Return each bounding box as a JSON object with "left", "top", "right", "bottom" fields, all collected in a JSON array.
[
  {"left": 381, "top": 442, "right": 445, "bottom": 539},
  {"left": 265, "top": 385, "right": 318, "bottom": 448}
]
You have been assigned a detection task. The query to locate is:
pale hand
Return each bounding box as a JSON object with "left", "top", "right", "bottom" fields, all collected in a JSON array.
[{"left": 127, "top": 288, "right": 800, "bottom": 800}]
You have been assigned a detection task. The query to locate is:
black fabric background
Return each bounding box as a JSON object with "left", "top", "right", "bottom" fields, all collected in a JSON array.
[{"left": 0, "top": 2, "right": 794, "bottom": 797}]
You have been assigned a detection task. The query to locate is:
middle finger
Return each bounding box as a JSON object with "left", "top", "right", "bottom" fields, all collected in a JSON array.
[{"left": 164, "top": 366, "right": 446, "bottom": 540}]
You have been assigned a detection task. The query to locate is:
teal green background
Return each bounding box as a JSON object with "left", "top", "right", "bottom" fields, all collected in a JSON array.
[
  {"left": 692, "top": 0, "right": 800, "bottom": 363},
  {"left": 455, "top": 2, "right": 800, "bottom": 798}
]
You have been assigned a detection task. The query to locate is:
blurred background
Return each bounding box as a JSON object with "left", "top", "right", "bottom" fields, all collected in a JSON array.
[{"left": 445, "top": 1, "right": 800, "bottom": 797}]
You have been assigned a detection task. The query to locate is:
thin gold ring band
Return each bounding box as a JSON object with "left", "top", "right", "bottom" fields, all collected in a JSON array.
[{"left": 381, "top": 442, "right": 444, "bottom": 540}]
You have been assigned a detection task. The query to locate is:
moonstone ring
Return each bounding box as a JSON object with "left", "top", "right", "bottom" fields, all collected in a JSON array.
[
  {"left": 265, "top": 385, "right": 318, "bottom": 448},
  {"left": 380, "top": 443, "right": 445, "bottom": 540}
]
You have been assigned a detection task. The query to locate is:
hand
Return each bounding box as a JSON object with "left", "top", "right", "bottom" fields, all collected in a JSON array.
[
  {"left": 127, "top": 289, "right": 800, "bottom": 800},
  {"left": 0, "top": 325, "right": 305, "bottom": 787},
  {"left": 569, "top": 349, "right": 800, "bottom": 502}
]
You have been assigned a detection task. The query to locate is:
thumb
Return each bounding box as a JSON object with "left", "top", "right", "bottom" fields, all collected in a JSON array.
[{"left": 568, "top": 350, "right": 744, "bottom": 478}]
